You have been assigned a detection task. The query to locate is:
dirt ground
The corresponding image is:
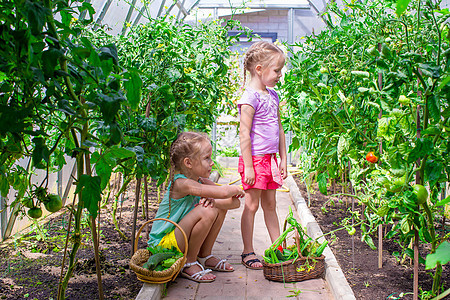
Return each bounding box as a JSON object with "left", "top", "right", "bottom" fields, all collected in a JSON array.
[
  {"left": 293, "top": 175, "right": 449, "bottom": 300},
  {"left": 0, "top": 175, "right": 448, "bottom": 300},
  {"left": 0, "top": 178, "right": 157, "bottom": 300}
]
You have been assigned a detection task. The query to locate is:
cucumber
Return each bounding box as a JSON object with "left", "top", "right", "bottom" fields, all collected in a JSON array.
[
  {"left": 275, "top": 249, "right": 284, "bottom": 261},
  {"left": 144, "top": 252, "right": 176, "bottom": 270}
]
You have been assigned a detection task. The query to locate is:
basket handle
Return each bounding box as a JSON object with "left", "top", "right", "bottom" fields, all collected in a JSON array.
[
  {"left": 282, "top": 218, "right": 305, "bottom": 261},
  {"left": 133, "top": 218, "right": 189, "bottom": 259}
]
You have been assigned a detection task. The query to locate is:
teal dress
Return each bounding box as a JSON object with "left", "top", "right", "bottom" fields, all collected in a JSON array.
[{"left": 148, "top": 174, "right": 200, "bottom": 247}]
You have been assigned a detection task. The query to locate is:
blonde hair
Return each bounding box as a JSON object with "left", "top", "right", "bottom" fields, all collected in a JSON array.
[
  {"left": 167, "top": 131, "right": 210, "bottom": 216},
  {"left": 242, "top": 41, "right": 285, "bottom": 88}
]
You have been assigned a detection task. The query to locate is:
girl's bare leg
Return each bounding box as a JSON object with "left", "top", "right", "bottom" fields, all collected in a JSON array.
[
  {"left": 198, "top": 209, "right": 234, "bottom": 271},
  {"left": 240, "top": 188, "right": 262, "bottom": 267},
  {"left": 261, "top": 189, "right": 280, "bottom": 243},
  {"left": 175, "top": 206, "right": 217, "bottom": 280}
]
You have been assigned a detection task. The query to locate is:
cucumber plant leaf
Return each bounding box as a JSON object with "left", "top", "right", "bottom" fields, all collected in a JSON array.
[
  {"left": 425, "top": 241, "right": 450, "bottom": 269},
  {"left": 75, "top": 174, "right": 102, "bottom": 219},
  {"left": 396, "top": 0, "right": 412, "bottom": 17}
]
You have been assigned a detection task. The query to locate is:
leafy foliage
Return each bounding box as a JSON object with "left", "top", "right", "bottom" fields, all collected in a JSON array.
[{"left": 282, "top": 0, "right": 449, "bottom": 295}]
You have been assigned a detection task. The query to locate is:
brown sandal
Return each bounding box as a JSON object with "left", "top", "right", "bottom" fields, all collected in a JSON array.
[{"left": 241, "top": 252, "right": 263, "bottom": 270}]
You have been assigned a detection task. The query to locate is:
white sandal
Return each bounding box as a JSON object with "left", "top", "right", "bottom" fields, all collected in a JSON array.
[
  {"left": 180, "top": 261, "right": 215, "bottom": 283},
  {"left": 197, "top": 254, "right": 234, "bottom": 272}
]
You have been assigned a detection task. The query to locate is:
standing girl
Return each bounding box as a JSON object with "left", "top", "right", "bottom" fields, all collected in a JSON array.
[
  {"left": 238, "top": 41, "right": 288, "bottom": 269},
  {"left": 148, "top": 132, "right": 244, "bottom": 282}
]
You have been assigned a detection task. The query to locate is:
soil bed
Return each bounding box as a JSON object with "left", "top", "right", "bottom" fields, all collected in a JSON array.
[
  {"left": 0, "top": 178, "right": 158, "bottom": 300},
  {"left": 1, "top": 174, "right": 448, "bottom": 300},
  {"left": 293, "top": 175, "right": 449, "bottom": 300}
]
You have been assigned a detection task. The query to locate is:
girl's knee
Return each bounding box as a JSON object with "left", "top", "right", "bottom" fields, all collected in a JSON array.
[
  {"left": 244, "top": 202, "right": 259, "bottom": 214},
  {"left": 200, "top": 206, "right": 219, "bottom": 221}
]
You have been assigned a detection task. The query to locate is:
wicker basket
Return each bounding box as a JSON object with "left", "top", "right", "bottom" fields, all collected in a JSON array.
[
  {"left": 129, "top": 218, "right": 188, "bottom": 284},
  {"left": 262, "top": 221, "right": 325, "bottom": 282}
]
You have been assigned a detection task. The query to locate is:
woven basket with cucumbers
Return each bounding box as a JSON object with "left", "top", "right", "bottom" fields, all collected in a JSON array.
[
  {"left": 129, "top": 218, "right": 188, "bottom": 284},
  {"left": 262, "top": 207, "right": 327, "bottom": 282}
]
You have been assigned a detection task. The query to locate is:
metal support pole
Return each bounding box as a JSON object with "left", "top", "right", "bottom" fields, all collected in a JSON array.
[
  {"left": 121, "top": 0, "right": 137, "bottom": 35},
  {"left": 0, "top": 195, "right": 6, "bottom": 240},
  {"left": 288, "top": 8, "right": 294, "bottom": 44},
  {"left": 79, "top": 0, "right": 92, "bottom": 20},
  {"left": 57, "top": 170, "right": 63, "bottom": 198},
  {"left": 94, "top": 0, "right": 113, "bottom": 26},
  {"left": 212, "top": 121, "right": 217, "bottom": 159}
]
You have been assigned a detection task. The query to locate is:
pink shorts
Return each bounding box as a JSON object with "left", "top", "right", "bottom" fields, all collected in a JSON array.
[{"left": 238, "top": 154, "right": 282, "bottom": 191}]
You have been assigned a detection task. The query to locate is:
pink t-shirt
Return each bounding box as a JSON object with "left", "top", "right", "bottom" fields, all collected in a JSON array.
[{"left": 237, "top": 87, "right": 280, "bottom": 156}]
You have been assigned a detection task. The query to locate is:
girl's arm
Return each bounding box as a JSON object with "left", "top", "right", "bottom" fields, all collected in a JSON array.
[
  {"left": 172, "top": 177, "right": 244, "bottom": 200},
  {"left": 198, "top": 177, "right": 241, "bottom": 209},
  {"left": 239, "top": 104, "right": 256, "bottom": 185},
  {"left": 278, "top": 110, "right": 288, "bottom": 179}
]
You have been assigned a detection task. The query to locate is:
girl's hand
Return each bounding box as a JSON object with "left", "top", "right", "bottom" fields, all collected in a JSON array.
[
  {"left": 244, "top": 166, "right": 255, "bottom": 186},
  {"left": 230, "top": 185, "right": 245, "bottom": 198},
  {"left": 198, "top": 197, "right": 215, "bottom": 208},
  {"left": 280, "top": 159, "right": 288, "bottom": 180}
]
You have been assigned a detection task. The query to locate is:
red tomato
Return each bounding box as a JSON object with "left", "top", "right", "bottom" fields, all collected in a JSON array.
[
  {"left": 277, "top": 245, "right": 283, "bottom": 252},
  {"left": 366, "top": 151, "right": 378, "bottom": 163}
]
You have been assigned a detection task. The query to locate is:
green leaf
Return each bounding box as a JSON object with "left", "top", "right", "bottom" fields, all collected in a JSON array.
[
  {"left": 424, "top": 160, "right": 443, "bottom": 188},
  {"left": 435, "top": 195, "right": 450, "bottom": 206},
  {"left": 425, "top": 241, "right": 450, "bottom": 269},
  {"left": 419, "top": 63, "right": 440, "bottom": 79},
  {"left": 363, "top": 235, "right": 377, "bottom": 250},
  {"left": 0, "top": 174, "right": 10, "bottom": 197},
  {"left": 438, "top": 74, "right": 450, "bottom": 91},
  {"left": 107, "top": 145, "right": 136, "bottom": 159},
  {"left": 95, "top": 158, "right": 113, "bottom": 190},
  {"left": 24, "top": 1, "right": 50, "bottom": 35},
  {"left": 407, "top": 138, "right": 433, "bottom": 163},
  {"left": 427, "top": 95, "right": 440, "bottom": 121},
  {"left": 396, "top": 0, "right": 412, "bottom": 16},
  {"left": 377, "top": 117, "right": 396, "bottom": 142},
  {"left": 98, "top": 44, "right": 119, "bottom": 65},
  {"left": 317, "top": 172, "right": 328, "bottom": 195},
  {"left": 123, "top": 70, "right": 143, "bottom": 110},
  {"left": 42, "top": 48, "right": 63, "bottom": 77},
  {"left": 337, "top": 135, "right": 349, "bottom": 164},
  {"left": 99, "top": 93, "right": 122, "bottom": 124},
  {"left": 75, "top": 175, "right": 102, "bottom": 219}
]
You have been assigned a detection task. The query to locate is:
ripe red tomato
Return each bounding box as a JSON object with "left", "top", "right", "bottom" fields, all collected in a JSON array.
[
  {"left": 366, "top": 151, "right": 378, "bottom": 163},
  {"left": 277, "top": 245, "right": 283, "bottom": 252}
]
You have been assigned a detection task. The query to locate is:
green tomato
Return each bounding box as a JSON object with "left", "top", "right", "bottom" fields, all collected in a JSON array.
[
  {"left": 347, "top": 227, "right": 356, "bottom": 235},
  {"left": 412, "top": 184, "right": 428, "bottom": 205},
  {"left": 44, "top": 194, "right": 63, "bottom": 213},
  {"left": 398, "top": 95, "right": 411, "bottom": 105},
  {"left": 388, "top": 176, "right": 406, "bottom": 193},
  {"left": 340, "top": 69, "right": 348, "bottom": 76},
  {"left": 320, "top": 67, "right": 328, "bottom": 74},
  {"left": 28, "top": 207, "right": 43, "bottom": 219}
]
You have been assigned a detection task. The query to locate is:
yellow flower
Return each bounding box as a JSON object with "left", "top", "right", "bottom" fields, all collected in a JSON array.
[
  {"left": 126, "top": 22, "right": 131, "bottom": 27},
  {"left": 157, "top": 43, "right": 164, "bottom": 48}
]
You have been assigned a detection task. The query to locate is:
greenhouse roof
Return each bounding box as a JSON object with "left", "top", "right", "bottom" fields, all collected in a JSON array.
[{"left": 88, "top": 0, "right": 311, "bottom": 35}]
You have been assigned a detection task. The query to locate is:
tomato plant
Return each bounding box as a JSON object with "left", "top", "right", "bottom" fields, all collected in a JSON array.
[
  {"left": 282, "top": 0, "right": 450, "bottom": 296},
  {"left": 0, "top": 1, "right": 245, "bottom": 298}
]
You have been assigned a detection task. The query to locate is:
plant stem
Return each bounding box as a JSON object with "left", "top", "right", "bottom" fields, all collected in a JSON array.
[{"left": 112, "top": 177, "right": 131, "bottom": 240}]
